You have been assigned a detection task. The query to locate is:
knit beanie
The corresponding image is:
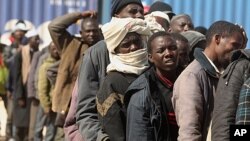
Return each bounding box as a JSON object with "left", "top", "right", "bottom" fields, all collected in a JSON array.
[
  {"left": 181, "top": 30, "right": 206, "bottom": 51},
  {"left": 111, "top": 0, "right": 143, "bottom": 16}
]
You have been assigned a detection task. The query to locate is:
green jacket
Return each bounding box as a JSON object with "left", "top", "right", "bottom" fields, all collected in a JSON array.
[
  {"left": 0, "top": 65, "right": 8, "bottom": 94},
  {"left": 38, "top": 55, "right": 57, "bottom": 113}
]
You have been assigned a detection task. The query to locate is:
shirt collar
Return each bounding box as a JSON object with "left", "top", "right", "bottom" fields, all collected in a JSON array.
[
  {"left": 156, "top": 72, "right": 174, "bottom": 88},
  {"left": 203, "top": 52, "right": 223, "bottom": 75}
]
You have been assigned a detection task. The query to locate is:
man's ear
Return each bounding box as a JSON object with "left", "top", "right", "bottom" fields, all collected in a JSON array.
[
  {"left": 148, "top": 53, "right": 153, "bottom": 63},
  {"left": 114, "top": 14, "right": 121, "bottom": 18},
  {"left": 214, "top": 34, "right": 221, "bottom": 45},
  {"left": 168, "top": 27, "right": 172, "bottom": 33}
]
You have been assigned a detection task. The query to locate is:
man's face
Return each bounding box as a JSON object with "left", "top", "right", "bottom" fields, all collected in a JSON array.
[
  {"left": 29, "top": 35, "right": 40, "bottom": 51},
  {"left": 216, "top": 32, "right": 243, "bottom": 69},
  {"left": 49, "top": 42, "right": 60, "bottom": 60},
  {"left": 80, "top": 19, "right": 100, "bottom": 46},
  {"left": 13, "top": 30, "right": 26, "bottom": 41},
  {"left": 149, "top": 35, "right": 178, "bottom": 72},
  {"left": 176, "top": 40, "right": 190, "bottom": 68},
  {"left": 169, "top": 16, "right": 194, "bottom": 33},
  {"left": 115, "top": 32, "right": 143, "bottom": 54},
  {"left": 115, "top": 4, "right": 144, "bottom": 19}
]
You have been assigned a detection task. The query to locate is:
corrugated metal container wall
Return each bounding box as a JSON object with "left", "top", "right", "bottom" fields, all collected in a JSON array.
[
  {"left": 0, "top": 0, "right": 98, "bottom": 34},
  {"left": 102, "top": 0, "right": 250, "bottom": 48}
]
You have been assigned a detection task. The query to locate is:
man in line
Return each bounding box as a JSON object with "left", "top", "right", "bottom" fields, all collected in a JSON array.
[
  {"left": 76, "top": 0, "right": 144, "bottom": 140},
  {"left": 172, "top": 21, "right": 244, "bottom": 141},
  {"left": 13, "top": 29, "right": 40, "bottom": 141},
  {"left": 48, "top": 10, "right": 101, "bottom": 139},
  {"left": 168, "top": 14, "right": 194, "bottom": 33}
]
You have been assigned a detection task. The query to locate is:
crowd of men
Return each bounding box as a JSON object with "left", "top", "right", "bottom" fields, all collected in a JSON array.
[{"left": 0, "top": 0, "right": 249, "bottom": 141}]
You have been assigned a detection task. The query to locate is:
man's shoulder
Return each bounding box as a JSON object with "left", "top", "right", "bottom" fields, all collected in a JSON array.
[
  {"left": 88, "top": 40, "right": 107, "bottom": 52},
  {"left": 84, "top": 40, "right": 108, "bottom": 58},
  {"left": 176, "top": 60, "right": 207, "bottom": 84},
  {"left": 182, "top": 60, "right": 204, "bottom": 74}
]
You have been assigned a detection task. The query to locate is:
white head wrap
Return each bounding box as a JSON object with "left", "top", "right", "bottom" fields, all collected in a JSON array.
[
  {"left": 147, "top": 11, "right": 170, "bottom": 23},
  {"left": 13, "top": 22, "right": 29, "bottom": 32},
  {"left": 144, "top": 12, "right": 168, "bottom": 33},
  {"left": 102, "top": 17, "right": 152, "bottom": 53},
  {"left": 25, "top": 29, "right": 38, "bottom": 38},
  {"left": 102, "top": 17, "right": 152, "bottom": 74}
]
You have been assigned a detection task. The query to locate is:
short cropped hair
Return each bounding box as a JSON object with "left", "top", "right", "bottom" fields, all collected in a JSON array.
[
  {"left": 206, "top": 21, "right": 243, "bottom": 45},
  {"left": 81, "top": 16, "right": 98, "bottom": 30},
  {"left": 147, "top": 31, "right": 172, "bottom": 53},
  {"left": 170, "top": 14, "right": 192, "bottom": 25}
]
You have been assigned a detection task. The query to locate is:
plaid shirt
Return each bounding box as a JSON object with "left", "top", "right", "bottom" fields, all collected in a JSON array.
[{"left": 236, "top": 78, "right": 250, "bottom": 124}]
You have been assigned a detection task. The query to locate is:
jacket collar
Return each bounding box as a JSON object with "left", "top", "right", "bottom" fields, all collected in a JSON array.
[
  {"left": 222, "top": 49, "right": 250, "bottom": 84},
  {"left": 124, "top": 67, "right": 153, "bottom": 106},
  {"left": 194, "top": 48, "right": 218, "bottom": 78},
  {"left": 231, "top": 49, "right": 250, "bottom": 62},
  {"left": 124, "top": 67, "right": 167, "bottom": 106}
]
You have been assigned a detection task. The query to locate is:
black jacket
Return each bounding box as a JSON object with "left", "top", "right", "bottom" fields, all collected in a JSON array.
[
  {"left": 96, "top": 71, "right": 138, "bottom": 141},
  {"left": 76, "top": 40, "right": 110, "bottom": 141},
  {"left": 125, "top": 67, "right": 178, "bottom": 141},
  {"left": 212, "top": 49, "right": 250, "bottom": 141}
]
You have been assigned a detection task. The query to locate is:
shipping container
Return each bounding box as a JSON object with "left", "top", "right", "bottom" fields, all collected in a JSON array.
[
  {"left": 0, "top": 0, "right": 98, "bottom": 47},
  {"left": 1, "top": 0, "right": 249, "bottom": 48},
  {"left": 101, "top": 0, "right": 250, "bottom": 48}
]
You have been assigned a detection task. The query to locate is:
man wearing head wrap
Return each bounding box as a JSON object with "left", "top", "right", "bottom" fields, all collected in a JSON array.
[
  {"left": 148, "top": 1, "right": 175, "bottom": 20},
  {"left": 2, "top": 19, "right": 30, "bottom": 141},
  {"left": 3, "top": 20, "right": 29, "bottom": 68},
  {"left": 11, "top": 28, "right": 40, "bottom": 141},
  {"left": 96, "top": 17, "right": 151, "bottom": 141},
  {"left": 10, "top": 20, "right": 29, "bottom": 45},
  {"left": 145, "top": 11, "right": 169, "bottom": 32},
  {"left": 76, "top": 0, "right": 144, "bottom": 141},
  {"left": 147, "top": 1, "right": 176, "bottom": 31}
]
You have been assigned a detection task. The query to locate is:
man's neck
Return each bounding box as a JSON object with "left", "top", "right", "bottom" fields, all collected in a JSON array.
[
  {"left": 156, "top": 68, "right": 177, "bottom": 83},
  {"left": 203, "top": 48, "right": 224, "bottom": 73}
]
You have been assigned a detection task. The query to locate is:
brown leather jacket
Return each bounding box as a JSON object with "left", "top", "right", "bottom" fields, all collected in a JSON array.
[{"left": 48, "top": 12, "right": 89, "bottom": 113}]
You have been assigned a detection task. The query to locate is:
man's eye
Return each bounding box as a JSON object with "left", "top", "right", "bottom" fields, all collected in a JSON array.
[
  {"left": 120, "top": 43, "right": 130, "bottom": 48},
  {"left": 138, "top": 9, "right": 144, "bottom": 15},
  {"left": 189, "top": 24, "right": 194, "bottom": 28},
  {"left": 170, "top": 46, "right": 177, "bottom": 50},
  {"left": 180, "top": 24, "right": 186, "bottom": 27},
  {"left": 156, "top": 48, "right": 165, "bottom": 53},
  {"left": 129, "top": 9, "right": 139, "bottom": 14}
]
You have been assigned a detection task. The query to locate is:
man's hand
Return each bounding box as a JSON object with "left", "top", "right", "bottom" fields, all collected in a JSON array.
[
  {"left": 18, "top": 98, "right": 26, "bottom": 107},
  {"left": 32, "top": 98, "right": 40, "bottom": 106},
  {"left": 6, "top": 91, "right": 12, "bottom": 99},
  {"left": 82, "top": 10, "right": 97, "bottom": 18},
  {"left": 44, "top": 108, "right": 52, "bottom": 116}
]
